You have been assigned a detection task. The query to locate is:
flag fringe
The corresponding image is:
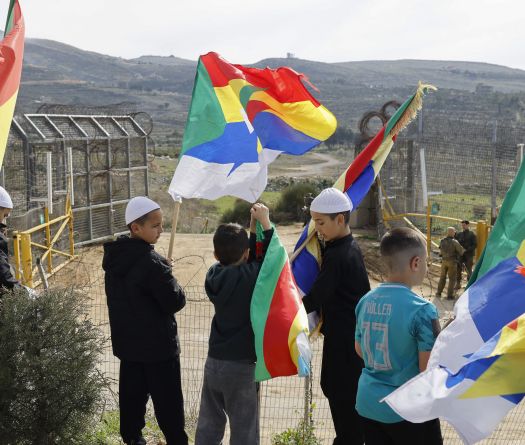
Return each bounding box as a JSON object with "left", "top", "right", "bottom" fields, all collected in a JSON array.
[{"left": 390, "top": 82, "right": 437, "bottom": 136}]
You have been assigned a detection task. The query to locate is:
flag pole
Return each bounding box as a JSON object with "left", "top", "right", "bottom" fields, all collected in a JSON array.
[
  {"left": 289, "top": 228, "right": 317, "bottom": 263},
  {"left": 168, "top": 195, "right": 182, "bottom": 259}
]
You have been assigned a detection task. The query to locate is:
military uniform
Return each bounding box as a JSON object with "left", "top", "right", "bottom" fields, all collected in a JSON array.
[
  {"left": 455, "top": 229, "right": 477, "bottom": 288},
  {"left": 437, "top": 236, "right": 465, "bottom": 299}
]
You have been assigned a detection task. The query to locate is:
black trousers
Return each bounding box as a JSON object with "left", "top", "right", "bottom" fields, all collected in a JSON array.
[
  {"left": 328, "top": 397, "right": 364, "bottom": 445},
  {"left": 362, "top": 416, "right": 443, "bottom": 445},
  {"left": 119, "top": 357, "right": 188, "bottom": 445}
]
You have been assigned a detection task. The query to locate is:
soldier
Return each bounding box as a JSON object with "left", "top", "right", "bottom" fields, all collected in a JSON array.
[
  {"left": 436, "top": 227, "right": 465, "bottom": 300},
  {"left": 455, "top": 220, "right": 477, "bottom": 290},
  {"left": 302, "top": 192, "right": 315, "bottom": 227}
]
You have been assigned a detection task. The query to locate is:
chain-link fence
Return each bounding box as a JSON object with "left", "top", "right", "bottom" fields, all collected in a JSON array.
[
  {"left": 379, "top": 114, "right": 524, "bottom": 246},
  {"left": 44, "top": 245, "right": 525, "bottom": 445}
]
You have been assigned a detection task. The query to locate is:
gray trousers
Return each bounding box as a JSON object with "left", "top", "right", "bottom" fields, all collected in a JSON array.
[{"left": 195, "top": 356, "right": 260, "bottom": 445}]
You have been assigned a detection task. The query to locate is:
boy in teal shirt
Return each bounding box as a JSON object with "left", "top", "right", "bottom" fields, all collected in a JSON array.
[{"left": 355, "top": 227, "right": 443, "bottom": 444}]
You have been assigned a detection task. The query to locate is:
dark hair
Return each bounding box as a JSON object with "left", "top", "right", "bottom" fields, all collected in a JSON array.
[
  {"left": 380, "top": 227, "right": 426, "bottom": 258},
  {"left": 213, "top": 223, "right": 249, "bottom": 266},
  {"left": 327, "top": 211, "right": 351, "bottom": 225},
  {"left": 126, "top": 212, "right": 152, "bottom": 231},
  {"left": 461, "top": 220, "right": 470, "bottom": 225}
]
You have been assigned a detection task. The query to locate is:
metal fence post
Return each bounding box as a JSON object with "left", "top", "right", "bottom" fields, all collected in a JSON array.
[
  {"left": 491, "top": 121, "right": 498, "bottom": 224},
  {"left": 12, "top": 231, "right": 21, "bottom": 280},
  {"left": 20, "top": 232, "right": 33, "bottom": 287}
]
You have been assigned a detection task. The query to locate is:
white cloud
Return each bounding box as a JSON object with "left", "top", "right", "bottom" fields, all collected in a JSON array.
[{"left": 18, "top": 0, "right": 525, "bottom": 69}]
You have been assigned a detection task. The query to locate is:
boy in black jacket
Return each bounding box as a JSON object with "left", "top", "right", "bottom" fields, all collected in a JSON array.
[
  {"left": 103, "top": 196, "right": 187, "bottom": 445},
  {"left": 303, "top": 188, "right": 371, "bottom": 445},
  {"left": 195, "top": 203, "right": 272, "bottom": 445}
]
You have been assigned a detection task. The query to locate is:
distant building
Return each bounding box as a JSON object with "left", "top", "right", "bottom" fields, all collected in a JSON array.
[{"left": 286, "top": 52, "right": 296, "bottom": 59}]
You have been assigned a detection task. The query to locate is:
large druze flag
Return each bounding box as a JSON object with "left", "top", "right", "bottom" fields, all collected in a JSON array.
[
  {"left": 385, "top": 159, "right": 525, "bottom": 445},
  {"left": 291, "top": 83, "right": 436, "bottom": 302},
  {"left": 0, "top": 0, "right": 24, "bottom": 168},
  {"left": 168, "top": 52, "right": 336, "bottom": 202}
]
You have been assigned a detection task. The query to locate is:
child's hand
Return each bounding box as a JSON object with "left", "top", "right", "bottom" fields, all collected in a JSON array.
[
  {"left": 251, "top": 203, "right": 271, "bottom": 231},
  {"left": 166, "top": 257, "right": 174, "bottom": 268}
]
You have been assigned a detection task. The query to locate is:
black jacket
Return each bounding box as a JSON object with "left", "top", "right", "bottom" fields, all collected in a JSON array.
[
  {"left": 103, "top": 236, "right": 186, "bottom": 362},
  {"left": 0, "top": 229, "right": 22, "bottom": 296},
  {"left": 302, "top": 233, "right": 370, "bottom": 397},
  {"left": 456, "top": 229, "right": 477, "bottom": 256},
  {"left": 205, "top": 229, "right": 273, "bottom": 362}
]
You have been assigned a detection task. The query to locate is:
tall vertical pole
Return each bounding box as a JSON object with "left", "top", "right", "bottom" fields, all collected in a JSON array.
[
  {"left": 67, "top": 146, "right": 74, "bottom": 206},
  {"left": 420, "top": 147, "right": 430, "bottom": 256},
  {"left": 518, "top": 143, "right": 524, "bottom": 166},
  {"left": 47, "top": 152, "right": 53, "bottom": 215},
  {"left": 491, "top": 121, "right": 498, "bottom": 224},
  {"left": 44, "top": 206, "right": 52, "bottom": 273}
]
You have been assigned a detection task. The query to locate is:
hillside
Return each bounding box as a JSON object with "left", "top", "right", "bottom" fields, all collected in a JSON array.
[{"left": 15, "top": 37, "right": 525, "bottom": 151}]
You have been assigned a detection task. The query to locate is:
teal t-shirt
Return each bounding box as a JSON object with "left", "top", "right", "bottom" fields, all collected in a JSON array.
[{"left": 355, "top": 283, "right": 439, "bottom": 423}]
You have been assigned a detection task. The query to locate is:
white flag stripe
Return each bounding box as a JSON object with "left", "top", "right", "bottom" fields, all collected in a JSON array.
[{"left": 384, "top": 367, "right": 516, "bottom": 445}]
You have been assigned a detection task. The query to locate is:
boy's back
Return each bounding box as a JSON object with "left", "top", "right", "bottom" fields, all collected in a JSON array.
[
  {"left": 103, "top": 235, "right": 186, "bottom": 362},
  {"left": 354, "top": 227, "right": 442, "bottom": 445},
  {"left": 205, "top": 260, "right": 261, "bottom": 362},
  {"left": 355, "top": 284, "right": 438, "bottom": 423}
]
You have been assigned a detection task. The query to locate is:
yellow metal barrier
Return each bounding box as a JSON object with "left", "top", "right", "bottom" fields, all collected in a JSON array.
[
  {"left": 13, "top": 194, "right": 75, "bottom": 288},
  {"left": 380, "top": 190, "right": 489, "bottom": 262}
]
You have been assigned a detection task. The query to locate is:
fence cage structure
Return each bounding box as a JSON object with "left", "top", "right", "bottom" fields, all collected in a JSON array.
[
  {"left": 2, "top": 113, "right": 149, "bottom": 246},
  {"left": 378, "top": 113, "right": 525, "bottom": 248}
]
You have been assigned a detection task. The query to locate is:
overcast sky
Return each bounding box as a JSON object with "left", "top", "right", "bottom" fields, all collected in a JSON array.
[{"left": 20, "top": 0, "right": 525, "bottom": 70}]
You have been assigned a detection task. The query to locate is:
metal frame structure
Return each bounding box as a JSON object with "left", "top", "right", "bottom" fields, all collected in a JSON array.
[{"left": 3, "top": 113, "right": 149, "bottom": 245}]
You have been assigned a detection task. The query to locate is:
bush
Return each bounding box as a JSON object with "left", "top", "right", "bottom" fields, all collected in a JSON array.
[
  {"left": 272, "top": 420, "right": 322, "bottom": 445},
  {"left": 0, "top": 287, "right": 108, "bottom": 444},
  {"left": 220, "top": 199, "right": 255, "bottom": 227},
  {"left": 274, "top": 183, "right": 319, "bottom": 223}
]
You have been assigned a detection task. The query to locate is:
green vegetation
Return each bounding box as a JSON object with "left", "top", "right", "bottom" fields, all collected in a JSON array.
[
  {"left": 0, "top": 287, "right": 108, "bottom": 444},
  {"left": 84, "top": 410, "right": 165, "bottom": 445},
  {"left": 272, "top": 421, "right": 322, "bottom": 445}
]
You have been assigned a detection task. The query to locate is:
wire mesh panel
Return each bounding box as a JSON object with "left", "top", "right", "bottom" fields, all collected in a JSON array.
[
  {"left": 380, "top": 115, "right": 524, "bottom": 245},
  {"left": 3, "top": 114, "right": 149, "bottom": 245}
]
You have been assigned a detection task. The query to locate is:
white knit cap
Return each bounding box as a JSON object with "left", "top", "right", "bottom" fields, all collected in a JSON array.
[
  {"left": 125, "top": 196, "right": 160, "bottom": 225},
  {"left": 0, "top": 186, "right": 13, "bottom": 209},
  {"left": 310, "top": 188, "right": 353, "bottom": 213}
]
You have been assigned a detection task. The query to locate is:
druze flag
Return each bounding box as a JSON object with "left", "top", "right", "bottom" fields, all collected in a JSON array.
[
  {"left": 0, "top": 0, "right": 24, "bottom": 168},
  {"left": 251, "top": 225, "right": 311, "bottom": 381},
  {"left": 168, "top": 52, "right": 336, "bottom": 202}
]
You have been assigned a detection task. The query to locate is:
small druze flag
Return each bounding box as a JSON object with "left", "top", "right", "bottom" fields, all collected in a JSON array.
[
  {"left": 250, "top": 225, "right": 311, "bottom": 381},
  {"left": 168, "top": 52, "right": 336, "bottom": 203}
]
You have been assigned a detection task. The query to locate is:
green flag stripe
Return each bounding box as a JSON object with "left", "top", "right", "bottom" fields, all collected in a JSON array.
[
  {"left": 468, "top": 160, "right": 525, "bottom": 286},
  {"left": 181, "top": 60, "right": 226, "bottom": 155},
  {"left": 384, "top": 93, "right": 415, "bottom": 137},
  {"left": 4, "top": 0, "right": 15, "bottom": 37}
]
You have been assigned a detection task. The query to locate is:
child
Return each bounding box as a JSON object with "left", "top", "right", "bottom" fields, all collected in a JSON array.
[
  {"left": 0, "top": 186, "right": 23, "bottom": 296},
  {"left": 302, "top": 187, "right": 371, "bottom": 445},
  {"left": 103, "top": 196, "right": 187, "bottom": 445},
  {"left": 355, "top": 227, "right": 442, "bottom": 445},
  {"left": 195, "top": 203, "right": 273, "bottom": 445}
]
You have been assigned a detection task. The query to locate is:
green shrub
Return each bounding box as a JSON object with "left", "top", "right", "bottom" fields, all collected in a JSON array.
[
  {"left": 275, "top": 183, "right": 319, "bottom": 223},
  {"left": 220, "top": 199, "right": 253, "bottom": 227},
  {"left": 0, "top": 287, "right": 108, "bottom": 444},
  {"left": 272, "top": 420, "right": 322, "bottom": 445}
]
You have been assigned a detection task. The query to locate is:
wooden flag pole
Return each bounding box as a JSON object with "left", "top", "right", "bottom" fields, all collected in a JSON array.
[
  {"left": 168, "top": 196, "right": 182, "bottom": 259},
  {"left": 289, "top": 228, "right": 317, "bottom": 263}
]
